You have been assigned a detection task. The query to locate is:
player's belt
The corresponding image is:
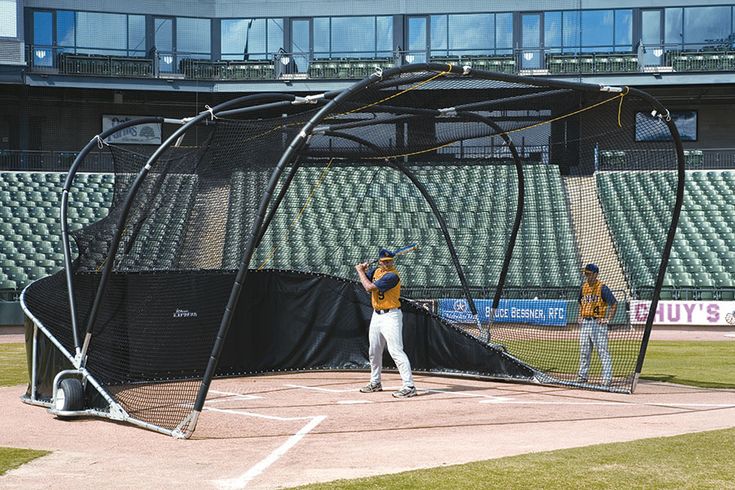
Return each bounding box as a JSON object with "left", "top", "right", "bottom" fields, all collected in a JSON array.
[
  {"left": 375, "top": 308, "right": 399, "bottom": 315},
  {"left": 582, "top": 316, "right": 602, "bottom": 320}
]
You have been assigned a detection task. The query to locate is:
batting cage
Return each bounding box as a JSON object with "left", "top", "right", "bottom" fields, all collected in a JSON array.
[{"left": 22, "top": 64, "right": 684, "bottom": 438}]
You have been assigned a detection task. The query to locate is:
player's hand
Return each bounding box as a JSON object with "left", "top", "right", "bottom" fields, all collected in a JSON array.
[
  {"left": 355, "top": 262, "right": 368, "bottom": 271},
  {"left": 599, "top": 318, "right": 609, "bottom": 325}
]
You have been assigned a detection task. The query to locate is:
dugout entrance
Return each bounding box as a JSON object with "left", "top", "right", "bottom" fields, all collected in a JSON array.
[{"left": 22, "top": 64, "right": 684, "bottom": 438}]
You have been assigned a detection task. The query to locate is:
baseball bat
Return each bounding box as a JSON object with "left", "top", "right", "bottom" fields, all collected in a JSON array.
[{"left": 366, "top": 243, "right": 418, "bottom": 266}]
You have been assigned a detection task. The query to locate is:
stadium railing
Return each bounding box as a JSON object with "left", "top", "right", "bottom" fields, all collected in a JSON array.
[
  {"left": 546, "top": 52, "right": 638, "bottom": 74},
  {"left": 27, "top": 44, "right": 735, "bottom": 80},
  {"left": 598, "top": 149, "right": 735, "bottom": 170},
  {"left": 0, "top": 150, "right": 115, "bottom": 173}
]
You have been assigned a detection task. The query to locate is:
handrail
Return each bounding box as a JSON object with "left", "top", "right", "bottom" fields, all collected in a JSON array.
[{"left": 25, "top": 44, "right": 735, "bottom": 81}]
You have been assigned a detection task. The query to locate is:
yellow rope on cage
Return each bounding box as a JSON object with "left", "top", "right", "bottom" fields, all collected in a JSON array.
[
  {"left": 503, "top": 91, "right": 629, "bottom": 137},
  {"left": 617, "top": 87, "right": 629, "bottom": 128},
  {"left": 363, "top": 140, "right": 458, "bottom": 161},
  {"left": 358, "top": 88, "right": 630, "bottom": 161},
  {"left": 256, "top": 158, "right": 336, "bottom": 271}
]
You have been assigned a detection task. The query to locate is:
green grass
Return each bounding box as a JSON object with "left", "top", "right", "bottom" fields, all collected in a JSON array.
[
  {"left": 296, "top": 339, "right": 735, "bottom": 489},
  {"left": 501, "top": 337, "right": 636, "bottom": 377},
  {"left": 0, "top": 345, "right": 48, "bottom": 478},
  {"left": 641, "top": 340, "right": 735, "bottom": 388},
  {"left": 0, "top": 343, "right": 28, "bottom": 387},
  {"left": 0, "top": 340, "right": 732, "bottom": 485},
  {"left": 0, "top": 447, "right": 48, "bottom": 476},
  {"left": 296, "top": 428, "right": 735, "bottom": 489}
]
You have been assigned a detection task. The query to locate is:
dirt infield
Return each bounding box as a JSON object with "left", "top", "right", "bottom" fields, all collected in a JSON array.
[{"left": 1, "top": 370, "right": 734, "bottom": 489}]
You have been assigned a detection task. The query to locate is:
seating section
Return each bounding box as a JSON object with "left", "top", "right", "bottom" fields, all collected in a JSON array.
[
  {"left": 429, "top": 55, "right": 516, "bottom": 74},
  {"left": 116, "top": 173, "right": 199, "bottom": 271},
  {"left": 3, "top": 168, "right": 731, "bottom": 300},
  {"left": 242, "top": 164, "right": 579, "bottom": 290},
  {"left": 547, "top": 53, "right": 638, "bottom": 74},
  {"left": 669, "top": 51, "right": 735, "bottom": 73},
  {"left": 180, "top": 59, "right": 275, "bottom": 80},
  {"left": 308, "top": 58, "right": 394, "bottom": 79},
  {"left": 0, "top": 172, "right": 114, "bottom": 291},
  {"left": 597, "top": 170, "right": 735, "bottom": 299},
  {"left": 58, "top": 53, "right": 154, "bottom": 78},
  {"left": 223, "top": 169, "right": 269, "bottom": 269}
]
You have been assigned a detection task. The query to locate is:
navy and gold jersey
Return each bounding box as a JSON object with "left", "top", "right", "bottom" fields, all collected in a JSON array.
[
  {"left": 368, "top": 266, "right": 401, "bottom": 310},
  {"left": 579, "top": 280, "right": 617, "bottom": 318}
]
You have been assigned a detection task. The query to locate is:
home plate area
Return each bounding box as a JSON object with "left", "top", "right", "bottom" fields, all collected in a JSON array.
[{"left": 185, "top": 371, "right": 735, "bottom": 487}]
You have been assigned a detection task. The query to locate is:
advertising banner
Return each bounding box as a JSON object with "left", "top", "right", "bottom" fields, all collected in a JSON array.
[
  {"left": 630, "top": 300, "right": 735, "bottom": 326},
  {"left": 102, "top": 115, "right": 161, "bottom": 144},
  {"left": 438, "top": 298, "right": 567, "bottom": 326}
]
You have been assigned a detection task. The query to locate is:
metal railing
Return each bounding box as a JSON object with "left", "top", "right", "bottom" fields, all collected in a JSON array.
[
  {"left": 0, "top": 150, "right": 115, "bottom": 172},
  {"left": 598, "top": 148, "right": 735, "bottom": 171},
  {"left": 3, "top": 148, "right": 735, "bottom": 173},
  {"left": 24, "top": 44, "right": 735, "bottom": 82}
]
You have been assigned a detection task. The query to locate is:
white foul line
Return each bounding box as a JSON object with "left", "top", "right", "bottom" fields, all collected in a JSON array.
[
  {"left": 478, "top": 400, "right": 735, "bottom": 407},
  {"left": 426, "top": 389, "right": 735, "bottom": 408},
  {"left": 208, "top": 407, "right": 326, "bottom": 489},
  {"left": 208, "top": 389, "right": 262, "bottom": 402},
  {"left": 284, "top": 383, "right": 357, "bottom": 393}
]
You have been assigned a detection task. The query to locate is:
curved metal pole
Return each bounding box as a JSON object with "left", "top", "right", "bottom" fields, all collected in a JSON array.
[
  {"left": 188, "top": 66, "right": 466, "bottom": 432},
  {"left": 628, "top": 88, "right": 686, "bottom": 387},
  {"left": 79, "top": 93, "right": 298, "bottom": 366},
  {"left": 320, "top": 110, "right": 524, "bottom": 315},
  {"left": 61, "top": 116, "right": 165, "bottom": 356},
  {"left": 456, "top": 112, "right": 525, "bottom": 310},
  {"left": 320, "top": 130, "right": 479, "bottom": 317},
  {"left": 253, "top": 156, "right": 303, "bottom": 249}
]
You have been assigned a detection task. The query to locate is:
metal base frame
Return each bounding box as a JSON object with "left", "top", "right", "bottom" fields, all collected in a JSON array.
[{"left": 20, "top": 286, "right": 188, "bottom": 438}]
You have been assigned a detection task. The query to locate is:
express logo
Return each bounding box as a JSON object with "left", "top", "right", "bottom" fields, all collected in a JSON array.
[
  {"left": 726, "top": 310, "right": 735, "bottom": 325},
  {"left": 453, "top": 300, "right": 467, "bottom": 312},
  {"left": 173, "top": 308, "right": 198, "bottom": 318}
]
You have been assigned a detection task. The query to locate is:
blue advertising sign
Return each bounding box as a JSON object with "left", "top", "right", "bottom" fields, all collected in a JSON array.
[{"left": 438, "top": 298, "right": 567, "bottom": 326}]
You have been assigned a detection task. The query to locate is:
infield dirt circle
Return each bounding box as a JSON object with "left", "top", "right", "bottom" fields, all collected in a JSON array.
[{"left": 1, "top": 326, "right": 734, "bottom": 489}]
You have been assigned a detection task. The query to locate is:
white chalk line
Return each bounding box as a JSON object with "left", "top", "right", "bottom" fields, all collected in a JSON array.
[
  {"left": 284, "top": 383, "right": 358, "bottom": 393},
  {"left": 206, "top": 406, "right": 326, "bottom": 489},
  {"left": 478, "top": 399, "right": 735, "bottom": 407},
  {"left": 208, "top": 389, "right": 262, "bottom": 402},
  {"left": 415, "top": 389, "right": 735, "bottom": 408},
  {"left": 282, "top": 385, "right": 735, "bottom": 409}
]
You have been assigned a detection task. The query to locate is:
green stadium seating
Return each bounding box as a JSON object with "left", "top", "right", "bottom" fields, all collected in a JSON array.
[
  {"left": 598, "top": 169, "right": 734, "bottom": 298},
  {"left": 236, "top": 163, "right": 579, "bottom": 291},
  {"left": 0, "top": 172, "right": 114, "bottom": 288}
]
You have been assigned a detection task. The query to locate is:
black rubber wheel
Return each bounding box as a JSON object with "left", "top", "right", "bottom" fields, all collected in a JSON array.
[{"left": 54, "top": 378, "right": 85, "bottom": 413}]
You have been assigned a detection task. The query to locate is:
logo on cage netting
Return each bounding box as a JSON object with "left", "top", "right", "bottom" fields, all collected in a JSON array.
[{"left": 173, "top": 308, "right": 198, "bottom": 318}]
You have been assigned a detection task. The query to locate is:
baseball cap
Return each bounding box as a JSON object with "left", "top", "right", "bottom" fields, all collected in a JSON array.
[
  {"left": 582, "top": 263, "right": 599, "bottom": 273},
  {"left": 378, "top": 248, "right": 395, "bottom": 261}
]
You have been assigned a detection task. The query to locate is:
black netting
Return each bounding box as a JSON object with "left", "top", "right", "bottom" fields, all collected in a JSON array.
[{"left": 24, "top": 66, "right": 682, "bottom": 436}]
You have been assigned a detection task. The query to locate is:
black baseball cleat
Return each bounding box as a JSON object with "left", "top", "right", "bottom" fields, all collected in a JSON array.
[
  {"left": 360, "top": 382, "right": 382, "bottom": 393},
  {"left": 392, "top": 386, "right": 417, "bottom": 398}
]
